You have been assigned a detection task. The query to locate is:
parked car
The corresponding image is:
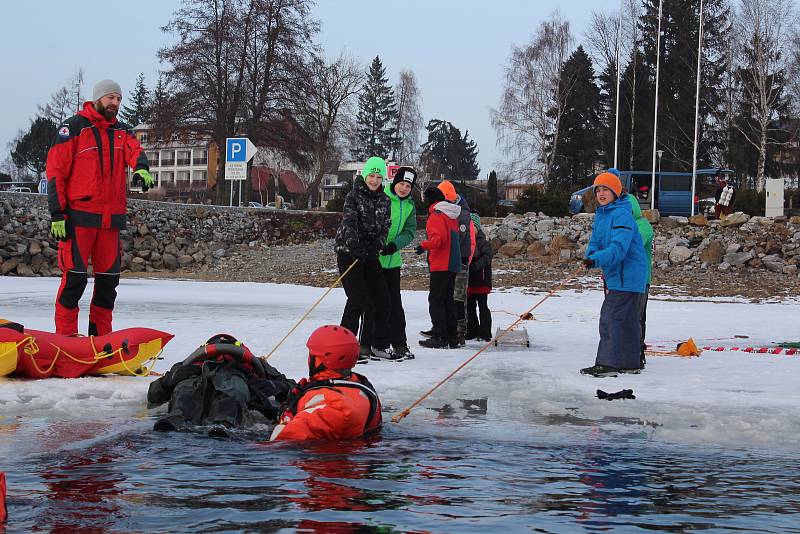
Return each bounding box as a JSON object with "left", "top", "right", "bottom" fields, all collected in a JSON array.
[
  {"left": 265, "top": 201, "right": 295, "bottom": 210},
  {"left": 248, "top": 201, "right": 265, "bottom": 209},
  {"left": 9, "top": 186, "right": 31, "bottom": 193}
]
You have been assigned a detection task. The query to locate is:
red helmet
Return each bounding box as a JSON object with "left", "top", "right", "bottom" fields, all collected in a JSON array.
[{"left": 306, "top": 325, "right": 359, "bottom": 374}]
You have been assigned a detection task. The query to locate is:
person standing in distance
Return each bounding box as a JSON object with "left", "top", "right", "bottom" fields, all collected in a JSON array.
[{"left": 46, "top": 79, "right": 154, "bottom": 336}]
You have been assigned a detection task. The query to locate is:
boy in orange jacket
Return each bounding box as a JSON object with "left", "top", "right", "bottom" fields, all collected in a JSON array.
[{"left": 416, "top": 187, "right": 462, "bottom": 349}]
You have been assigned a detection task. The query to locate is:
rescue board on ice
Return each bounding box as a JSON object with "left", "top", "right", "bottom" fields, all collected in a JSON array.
[
  {"left": 493, "top": 326, "right": 530, "bottom": 348},
  {"left": 0, "top": 326, "right": 173, "bottom": 378}
]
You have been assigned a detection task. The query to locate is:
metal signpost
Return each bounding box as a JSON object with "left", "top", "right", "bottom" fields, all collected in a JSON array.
[{"left": 225, "top": 138, "right": 258, "bottom": 206}]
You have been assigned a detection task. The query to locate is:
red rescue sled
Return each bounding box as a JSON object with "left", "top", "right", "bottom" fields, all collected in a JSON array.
[{"left": 0, "top": 325, "right": 173, "bottom": 379}]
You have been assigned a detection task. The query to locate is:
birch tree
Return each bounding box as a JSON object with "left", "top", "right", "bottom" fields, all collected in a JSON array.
[
  {"left": 491, "top": 12, "right": 573, "bottom": 184},
  {"left": 733, "top": 0, "right": 796, "bottom": 186},
  {"left": 393, "top": 69, "right": 424, "bottom": 165}
]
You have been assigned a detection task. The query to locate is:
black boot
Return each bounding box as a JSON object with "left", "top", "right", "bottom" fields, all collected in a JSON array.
[
  {"left": 580, "top": 364, "right": 619, "bottom": 377},
  {"left": 392, "top": 344, "right": 415, "bottom": 360},
  {"left": 419, "top": 336, "right": 449, "bottom": 349}
]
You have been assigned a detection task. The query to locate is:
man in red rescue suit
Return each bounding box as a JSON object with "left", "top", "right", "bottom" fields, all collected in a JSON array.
[
  {"left": 269, "top": 325, "right": 383, "bottom": 441},
  {"left": 46, "top": 79, "right": 154, "bottom": 336}
]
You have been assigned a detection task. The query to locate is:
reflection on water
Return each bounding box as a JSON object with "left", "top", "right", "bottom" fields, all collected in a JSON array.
[{"left": 3, "top": 414, "right": 800, "bottom": 533}]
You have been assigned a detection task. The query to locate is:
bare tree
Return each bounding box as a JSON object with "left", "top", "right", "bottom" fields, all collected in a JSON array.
[
  {"left": 37, "top": 69, "right": 86, "bottom": 125},
  {"left": 157, "top": 0, "right": 254, "bottom": 204},
  {"left": 393, "top": 69, "right": 424, "bottom": 165},
  {"left": 585, "top": 0, "right": 642, "bottom": 170},
  {"left": 296, "top": 52, "right": 363, "bottom": 207},
  {"left": 491, "top": 12, "right": 573, "bottom": 183},
  {"left": 733, "top": 0, "right": 797, "bottom": 186},
  {"left": 240, "top": 0, "right": 318, "bottom": 203}
]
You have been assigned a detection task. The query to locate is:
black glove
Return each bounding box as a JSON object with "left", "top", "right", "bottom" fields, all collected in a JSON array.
[
  {"left": 582, "top": 258, "right": 595, "bottom": 269},
  {"left": 597, "top": 389, "right": 635, "bottom": 401},
  {"left": 248, "top": 377, "right": 294, "bottom": 403},
  {"left": 380, "top": 242, "right": 398, "bottom": 256},
  {"left": 415, "top": 245, "right": 426, "bottom": 255}
]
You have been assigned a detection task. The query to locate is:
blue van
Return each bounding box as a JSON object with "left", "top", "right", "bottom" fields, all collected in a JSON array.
[{"left": 569, "top": 168, "right": 734, "bottom": 216}]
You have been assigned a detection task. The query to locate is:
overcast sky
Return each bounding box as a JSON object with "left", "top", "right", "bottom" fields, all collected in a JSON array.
[{"left": 1, "top": 0, "right": 622, "bottom": 177}]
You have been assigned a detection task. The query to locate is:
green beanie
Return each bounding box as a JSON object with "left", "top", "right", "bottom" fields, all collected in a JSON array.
[
  {"left": 362, "top": 157, "right": 387, "bottom": 180},
  {"left": 470, "top": 212, "right": 482, "bottom": 229}
]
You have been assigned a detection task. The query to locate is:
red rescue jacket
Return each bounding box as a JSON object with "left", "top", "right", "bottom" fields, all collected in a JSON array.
[
  {"left": 46, "top": 102, "right": 149, "bottom": 229},
  {"left": 421, "top": 201, "right": 462, "bottom": 272},
  {"left": 270, "top": 371, "right": 382, "bottom": 441}
]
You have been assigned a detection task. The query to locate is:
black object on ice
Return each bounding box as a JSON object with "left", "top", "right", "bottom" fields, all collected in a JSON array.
[{"left": 596, "top": 389, "right": 635, "bottom": 401}]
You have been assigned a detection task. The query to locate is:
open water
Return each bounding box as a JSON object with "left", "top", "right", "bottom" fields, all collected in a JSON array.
[{"left": 3, "top": 404, "right": 800, "bottom": 533}]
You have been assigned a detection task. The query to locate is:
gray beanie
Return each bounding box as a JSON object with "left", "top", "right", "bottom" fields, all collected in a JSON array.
[{"left": 93, "top": 79, "right": 122, "bottom": 102}]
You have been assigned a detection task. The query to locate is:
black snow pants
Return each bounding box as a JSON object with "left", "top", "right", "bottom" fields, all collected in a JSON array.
[{"left": 595, "top": 289, "right": 643, "bottom": 370}]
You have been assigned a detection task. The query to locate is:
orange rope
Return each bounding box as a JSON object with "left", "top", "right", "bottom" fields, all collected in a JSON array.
[
  {"left": 392, "top": 264, "right": 585, "bottom": 423},
  {"left": 262, "top": 258, "right": 359, "bottom": 361}
]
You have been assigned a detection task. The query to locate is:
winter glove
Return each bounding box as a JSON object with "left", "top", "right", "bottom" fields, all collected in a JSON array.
[
  {"left": 380, "top": 242, "right": 398, "bottom": 256},
  {"left": 582, "top": 258, "right": 595, "bottom": 269},
  {"left": 596, "top": 389, "right": 636, "bottom": 401},
  {"left": 415, "top": 245, "right": 426, "bottom": 255},
  {"left": 50, "top": 220, "right": 67, "bottom": 241},
  {"left": 133, "top": 169, "right": 155, "bottom": 191}
]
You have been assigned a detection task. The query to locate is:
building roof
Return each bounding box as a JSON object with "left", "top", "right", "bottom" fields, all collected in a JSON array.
[{"left": 251, "top": 166, "right": 306, "bottom": 194}]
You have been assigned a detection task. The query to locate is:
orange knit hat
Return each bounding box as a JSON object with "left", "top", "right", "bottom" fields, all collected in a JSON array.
[
  {"left": 592, "top": 172, "right": 622, "bottom": 198},
  {"left": 437, "top": 180, "right": 457, "bottom": 202}
]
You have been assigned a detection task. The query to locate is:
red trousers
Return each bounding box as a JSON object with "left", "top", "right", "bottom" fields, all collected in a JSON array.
[{"left": 55, "top": 226, "right": 121, "bottom": 336}]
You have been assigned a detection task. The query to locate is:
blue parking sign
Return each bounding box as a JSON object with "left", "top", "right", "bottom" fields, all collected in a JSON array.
[{"left": 226, "top": 138, "right": 246, "bottom": 162}]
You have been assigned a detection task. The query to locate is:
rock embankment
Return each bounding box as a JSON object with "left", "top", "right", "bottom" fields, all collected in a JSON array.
[
  {"left": 0, "top": 193, "right": 340, "bottom": 277},
  {"left": 3, "top": 193, "right": 799, "bottom": 300},
  {"left": 484, "top": 210, "right": 800, "bottom": 276}
]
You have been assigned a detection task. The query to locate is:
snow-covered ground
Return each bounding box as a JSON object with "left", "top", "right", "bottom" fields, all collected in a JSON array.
[{"left": 1, "top": 276, "right": 799, "bottom": 449}]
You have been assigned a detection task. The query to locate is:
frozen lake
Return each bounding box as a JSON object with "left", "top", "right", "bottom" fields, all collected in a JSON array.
[{"left": 2, "top": 276, "right": 800, "bottom": 531}]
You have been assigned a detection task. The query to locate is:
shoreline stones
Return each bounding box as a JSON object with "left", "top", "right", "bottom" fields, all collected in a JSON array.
[{"left": 0, "top": 193, "right": 341, "bottom": 278}]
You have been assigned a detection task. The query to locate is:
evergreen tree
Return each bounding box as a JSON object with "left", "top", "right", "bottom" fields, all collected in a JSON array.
[
  {"left": 352, "top": 56, "right": 398, "bottom": 160},
  {"left": 120, "top": 73, "right": 150, "bottom": 126},
  {"left": 420, "top": 119, "right": 480, "bottom": 181},
  {"left": 11, "top": 117, "right": 58, "bottom": 178},
  {"left": 636, "top": 0, "right": 730, "bottom": 171},
  {"left": 488, "top": 170, "right": 498, "bottom": 216},
  {"left": 548, "top": 46, "right": 603, "bottom": 191}
]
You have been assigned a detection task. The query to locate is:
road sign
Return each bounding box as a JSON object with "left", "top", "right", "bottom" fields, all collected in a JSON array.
[
  {"left": 225, "top": 162, "right": 248, "bottom": 181},
  {"left": 387, "top": 165, "right": 400, "bottom": 183},
  {"left": 226, "top": 138, "right": 257, "bottom": 163},
  {"left": 225, "top": 137, "right": 258, "bottom": 182}
]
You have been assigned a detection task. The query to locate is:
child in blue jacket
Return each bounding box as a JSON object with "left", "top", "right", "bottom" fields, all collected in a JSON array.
[{"left": 580, "top": 172, "right": 648, "bottom": 377}]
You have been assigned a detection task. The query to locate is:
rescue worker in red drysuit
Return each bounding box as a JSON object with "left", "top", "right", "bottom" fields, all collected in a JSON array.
[
  {"left": 269, "top": 325, "right": 383, "bottom": 441},
  {"left": 45, "top": 79, "right": 154, "bottom": 336}
]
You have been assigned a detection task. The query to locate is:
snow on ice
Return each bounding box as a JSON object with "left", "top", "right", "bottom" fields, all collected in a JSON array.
[{"left": 1, "top": 276, "right": 799, "bottom": 449}]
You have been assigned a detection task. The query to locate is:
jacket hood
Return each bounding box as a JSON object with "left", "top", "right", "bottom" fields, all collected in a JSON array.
[
  {"left": 78, "top": 101, "right": 117, "bottom": 128},
  {"left": 430, "top": 200, "right": 461, "bottom": 219},
  {"left": 627, "top": 193, "right": 643, "bottom": 219}
]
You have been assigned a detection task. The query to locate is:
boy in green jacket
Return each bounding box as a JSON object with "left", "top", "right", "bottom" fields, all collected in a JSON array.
[
  {"left": 365, "top": 167, "right": 418, "bottom": 361},
  {"left": 627, "top": 190, "right": 653, "bottom": 369}
]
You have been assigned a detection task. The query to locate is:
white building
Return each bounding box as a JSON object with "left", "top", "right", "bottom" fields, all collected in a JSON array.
[{"left": 131, "top": 125, "right": 215, "bottom": 191}]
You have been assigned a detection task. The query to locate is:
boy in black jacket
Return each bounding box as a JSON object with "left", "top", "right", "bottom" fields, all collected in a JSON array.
[{"left": 335, "top": 157, "right": 392, "bottom": 359}]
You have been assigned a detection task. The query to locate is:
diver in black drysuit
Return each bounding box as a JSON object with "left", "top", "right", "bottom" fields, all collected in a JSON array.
[{"left": 147, "top": 334, "right": 296, "bottom": 432}]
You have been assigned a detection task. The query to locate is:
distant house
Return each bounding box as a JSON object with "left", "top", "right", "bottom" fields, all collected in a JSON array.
[
  {"left": 131, "top": 124, "right": 214, "bottom": 193},
  {"left": 251, "top": 166, "right": 306, "bottom": 206},
  {"left": 132, "top": 116, "right": 314, "bottom": 203},
  {"left": 503, "top": 179, "right": 542, "bottom": 202}
]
